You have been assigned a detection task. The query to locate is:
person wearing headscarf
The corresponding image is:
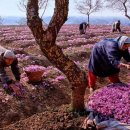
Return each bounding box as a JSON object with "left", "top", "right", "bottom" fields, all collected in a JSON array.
[
  {"left": 88, "top": 36, "right": 130, "bottom": 93},
  {"left": 0, "top": 46, "right": 22, "bottom": 96},
  {"left": 79, "top": 22, "right": 89, "bottom": 34},
  {"left": 112, "top": 20, "right": 121, "bottom": 32}
]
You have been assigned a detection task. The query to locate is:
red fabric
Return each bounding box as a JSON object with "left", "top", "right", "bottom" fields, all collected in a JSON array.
[
  {"left": 108, "top": 73, "right": 120, "bottom": 83},
  {"left": 88, "top": 71, "right": 97, "bottom": 88},
  {"left": 88, "top": 71, "right": 120, "bottom": 88}
]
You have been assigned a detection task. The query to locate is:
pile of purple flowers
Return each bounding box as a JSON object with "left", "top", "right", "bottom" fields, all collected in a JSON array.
[
  {"left": 88, "top": 83, "right": 130, "bottom": 124},
  {"left": 24, "top": 65, "right": 45, "bottom": 72}
]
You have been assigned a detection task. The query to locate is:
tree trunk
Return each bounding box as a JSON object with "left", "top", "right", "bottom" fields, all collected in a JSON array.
[
  {"left": 27, "top": 0, "right": 87, "bottom": 111},
  {"left": 123, "top": 1, "right": 130, "bottom": 20},
  {"left": 87, "top": 14, "right": 90, "bottom": 28}
]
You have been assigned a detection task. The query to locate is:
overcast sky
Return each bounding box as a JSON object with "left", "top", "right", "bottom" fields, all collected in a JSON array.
[{"left": 0, "top": 0, "right": 123, "bottom": 17}]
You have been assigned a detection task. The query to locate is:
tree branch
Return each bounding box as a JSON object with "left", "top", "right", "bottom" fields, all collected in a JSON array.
[{"left": 47, "top": 0, "right": 69, "bottom": 35}]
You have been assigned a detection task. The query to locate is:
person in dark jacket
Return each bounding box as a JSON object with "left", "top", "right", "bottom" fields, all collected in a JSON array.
[
  {"left": 88, "top": 36, "right": 130, "bottom": 93},
  {"left": 112, "top": 20, "right": 121, "bottom": 32},
  {"left": 0, "top": 46, "right": 21, "bottom": 95},
  {"left": 79, "top": 22, "right": 89, "bottom": 34}
]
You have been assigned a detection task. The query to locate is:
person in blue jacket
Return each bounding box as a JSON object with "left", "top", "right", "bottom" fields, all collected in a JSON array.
[{"left": 88, "top": 35, "right": 130, "bottom": 93}]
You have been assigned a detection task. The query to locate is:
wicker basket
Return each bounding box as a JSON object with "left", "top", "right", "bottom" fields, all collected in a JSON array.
[{"left": 25, "top": 70, "right": 44, "bottom": 83}]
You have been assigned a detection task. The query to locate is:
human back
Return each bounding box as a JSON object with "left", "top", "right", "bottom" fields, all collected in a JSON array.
[
  {"left": 88, "top": 38, "right": 121, "bottom": 77},
  {"left": 112, "top": 20, "right": 121, "bottom": 32},
  {"left": 88, "top": 36, "right": 130, "bottom": 93},
  {"left": 79, "top": 22, "right": 88, "bottom": 34}
]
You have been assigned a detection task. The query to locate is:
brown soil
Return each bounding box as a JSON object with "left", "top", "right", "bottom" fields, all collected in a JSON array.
[{"left": 0, "top": 25, "right": 129, "bottom": 130}]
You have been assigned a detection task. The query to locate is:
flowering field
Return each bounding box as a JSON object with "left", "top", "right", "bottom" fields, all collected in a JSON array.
[
  {"left": 0, "top": 24, "right": 130, "bottom": 129},
  {"left": 88, "top": 83, "right": 130, "bottom": 124}
]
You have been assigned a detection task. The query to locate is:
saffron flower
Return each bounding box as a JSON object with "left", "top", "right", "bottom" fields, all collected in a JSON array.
[
  {"left": 24, "top": 65, "right": 45, "bottom": 72},
  {"left": 88, "top": 83, "right": 130, "bottom": 124}
]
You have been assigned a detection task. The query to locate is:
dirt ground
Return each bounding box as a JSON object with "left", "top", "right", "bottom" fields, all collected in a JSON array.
[{"left": 0, "top": 25, "right": 129, "bottom": 130}]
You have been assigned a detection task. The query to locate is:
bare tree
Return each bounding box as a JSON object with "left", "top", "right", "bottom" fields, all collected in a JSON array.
[
  {"left": 18, "top": 0, "right": 49, "bottom": 18},
  {"left": 75, "top": 0, "right": 103, "bottom": 26},
  {"left": 106, "top": 0, "right": 130, "bottom": 19},
  {"left": 27, "top": 0, "right": 87, "bottom": 111}
]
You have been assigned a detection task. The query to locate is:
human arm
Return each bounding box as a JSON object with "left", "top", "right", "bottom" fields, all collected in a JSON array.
[
  {"left": 0, "top": 62, "right": 13, "bottom": 84},
  {"left": 118, "top": 62, "right": 130, "bottom": 69},
  {"left": 11, "top": 58, "right": 21, "bottom": 81},
  {"left": 9, "top": 83, "right": 22, "bottom": 96}
]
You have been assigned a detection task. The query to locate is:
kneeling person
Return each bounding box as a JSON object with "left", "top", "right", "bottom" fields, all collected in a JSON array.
[{"left": 0, "top": 47, "right": 22, "bottom": 96}]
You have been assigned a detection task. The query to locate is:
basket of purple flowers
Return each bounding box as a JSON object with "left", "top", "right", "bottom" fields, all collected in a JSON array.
[{"left": 24, "top": 65, "right": 45, "bottom": 83}]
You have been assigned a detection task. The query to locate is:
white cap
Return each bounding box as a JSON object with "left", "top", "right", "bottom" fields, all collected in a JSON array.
[
  {"left": 124, "top": 37, "right": 130, "bottom": 43},
  {"left": 118, "top": 36, "right": 130, "bottom": 49},
  {"left": 3, "top": 50, "right": 16, "bottom": 59}
]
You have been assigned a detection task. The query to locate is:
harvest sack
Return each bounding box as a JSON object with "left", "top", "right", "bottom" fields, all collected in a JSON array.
[{"left": 81, "top": 110, "right": 130, "bottom": 130}]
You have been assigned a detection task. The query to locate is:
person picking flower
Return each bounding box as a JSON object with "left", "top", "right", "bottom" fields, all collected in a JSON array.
[
  {"left": 0, "top": 46, "right": 22, "bottom": 96},
  {"left": 88, "top": 35, "right": 130, "bottom": 93}
]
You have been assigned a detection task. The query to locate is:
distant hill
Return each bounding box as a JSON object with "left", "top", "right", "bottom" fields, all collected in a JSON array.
[
  {"left": 1, "top": 16, "right": 130, "bottom": 25},
  {"left": 66, "top": 16, "right": 130, "bottom": 25}
]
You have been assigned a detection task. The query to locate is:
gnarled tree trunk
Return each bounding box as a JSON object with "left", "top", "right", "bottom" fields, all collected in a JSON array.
[{"left": 27, "top": 0, "right": 87, "bottom": 111}]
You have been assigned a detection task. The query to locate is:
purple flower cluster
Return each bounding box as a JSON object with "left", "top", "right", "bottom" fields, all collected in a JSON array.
[
  {"left": 16, "top": 54, "right": 30, "bottom": 61},
  {"left": 24, "top": 65, "right": 45, "bottom": 72},
  {"left": 88, "top": 83, "right": 130, "bottom": 124}
]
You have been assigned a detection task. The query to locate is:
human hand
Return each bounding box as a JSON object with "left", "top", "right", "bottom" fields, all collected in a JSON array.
[
  {"left": 9, "top": 83, "right": 22, "bottom": 96},
  {"left": 126, "top": 64, "right": 130, "bottom": 70},
  {"left": 120, "top": 63, "right": 130, "bottom": 69},
  {"left": 3, "top": 83, "right": 8, "bottom": 89},
  {"left": 15, "top": 81, "right": 23, "bottom": 87}
]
